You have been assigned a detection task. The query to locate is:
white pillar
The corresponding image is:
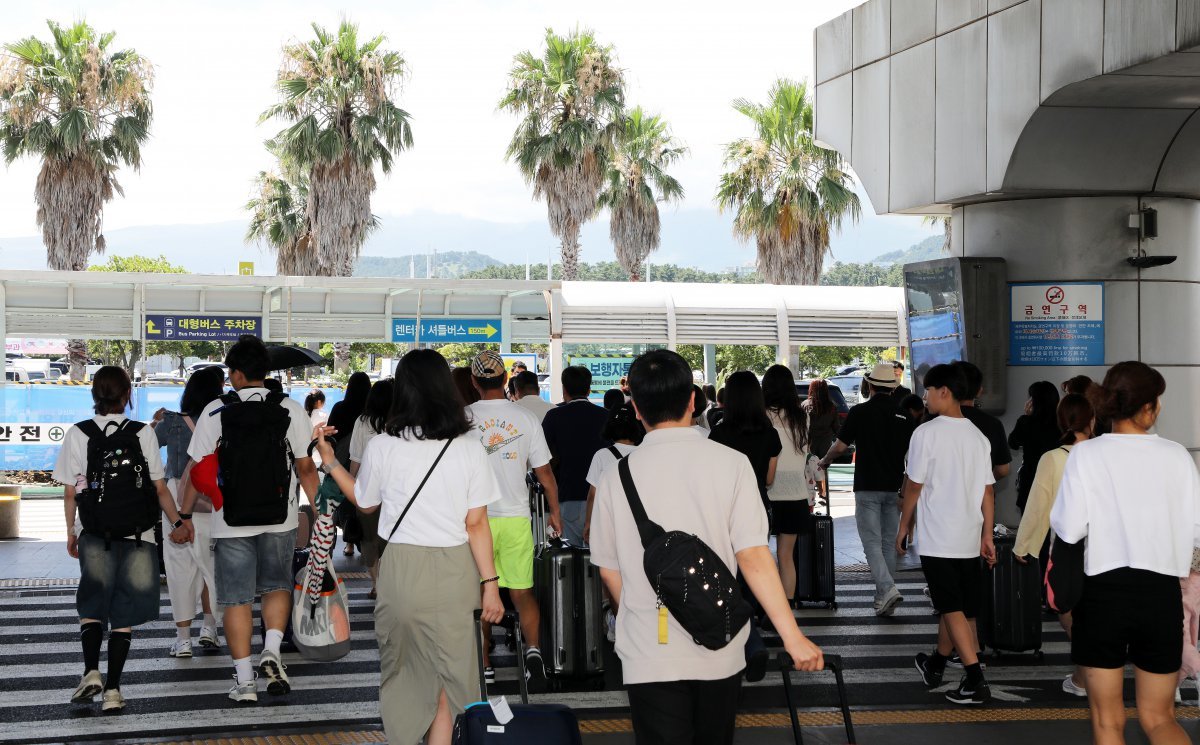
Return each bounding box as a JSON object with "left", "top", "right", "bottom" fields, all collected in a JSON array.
[
  {"left": 549, "top": 336, "right": 564, "bottom": 403},
  {"left": 500, "top": 295, "right": 513, "bottom": 354},
  {"left": 703, "top": 344, "right": 717, "bottom": 385}
]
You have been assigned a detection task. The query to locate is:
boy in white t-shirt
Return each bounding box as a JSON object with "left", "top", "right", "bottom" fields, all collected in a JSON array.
[
  {"left": 897, "top": 363, "right": 996, "bottom": 706},
  {"left": 465, "top": 351, "right": 562, "bottom": 685}
]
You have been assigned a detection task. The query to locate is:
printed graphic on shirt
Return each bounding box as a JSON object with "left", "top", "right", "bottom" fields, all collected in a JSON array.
[{"left": 475, "top": 417, "right": 525, "bottom": 461}]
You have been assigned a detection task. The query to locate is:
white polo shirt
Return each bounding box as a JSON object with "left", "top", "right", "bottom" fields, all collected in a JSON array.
[{"left": 590, "top": 426, "right": 768, "bottom": 685}]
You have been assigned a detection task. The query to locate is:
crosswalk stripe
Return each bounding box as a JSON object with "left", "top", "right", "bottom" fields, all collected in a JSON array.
[{"left": 0, "top": 575, "right": 1128, "bottom": 744}]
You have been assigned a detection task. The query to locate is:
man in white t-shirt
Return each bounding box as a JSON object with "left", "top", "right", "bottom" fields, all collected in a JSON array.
[
  {"left": 466, "top": 351, "right": 561, "bottom": 685},
  {"left": 512, "top": 370, "right": 554, "bottom": 422},
  {"left": 180, "top": 335, "right": 319, "bottom": 705},
  {"left": 897, "top": 363, "right": 996, "bottom": 706},
  {"left": 590, "top": 350, "right": 823, "bottom": 745}
]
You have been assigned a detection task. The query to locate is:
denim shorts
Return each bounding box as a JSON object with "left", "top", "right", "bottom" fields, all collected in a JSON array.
[
  {"left": 213, "top": 529, "right": 297, "bottom": 607},
  {"left": 76, "top": 532, "right": 161, "bottom": 629}
]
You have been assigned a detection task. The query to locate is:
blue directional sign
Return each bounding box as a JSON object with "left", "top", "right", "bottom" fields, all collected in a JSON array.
[
  {"left": 391, "top": 318, "right": 502, "bottom": 344},
  {"left": 145, "top": 314, "right": 262, "bottom": 342}
]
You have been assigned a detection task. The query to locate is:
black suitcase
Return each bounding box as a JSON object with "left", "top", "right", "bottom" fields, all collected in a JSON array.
[
  {"left": 794, "top": 503, "right": 837, "bottom": 610},
  {"left": 453, "top": 610, "right": 583, "bottom": 745},
  {"left": 978, "top": 534, "right": 1043, "bottom": 658},
  {"left": 780, "top": 653, "right": 856, "bottom": 745},
  {"left": 530, "top": 476, "right": 606, "bottom": 685}
]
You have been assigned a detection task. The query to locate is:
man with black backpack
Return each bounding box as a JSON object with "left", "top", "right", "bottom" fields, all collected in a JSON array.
[
  {"left": 180, "top": 335, "right": 320, "bottom": 704},
  {"left": 589, "top": 350, "right": 823, "bottom": 745}
]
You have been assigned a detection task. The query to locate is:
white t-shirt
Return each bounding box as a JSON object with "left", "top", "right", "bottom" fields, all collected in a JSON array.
[
  {"left": 309, "top": 408, "right": 329, "bottom": 429},
  {"left": 349, "top": 416, "right": 381, "bottom": 464},
  {"left": 590, "top": 427, "right": 768, "bottom": 685},
  {"left": 53, "top": 414, "right": 165, "bottom": 543},
  {"left": 1051, "top": 433, "right": 1200, "bottom": 577},
  {"left": 355, "top": 430, "right": 501, "bottom": 546},
  {"left": 465, "top": 399, "right": 552, "bottom": 519},
  {"left": 187, "top": 388, "right": 314, "bottom": 539},
  {"left": 585, "top": 442, "right": 637, "bottom": 488},
  {"left": 515, "top": 394, "right": 555, "bottom": 422},
  {"left": 905, "top": 415, "right": 994, "bottom": 559}
]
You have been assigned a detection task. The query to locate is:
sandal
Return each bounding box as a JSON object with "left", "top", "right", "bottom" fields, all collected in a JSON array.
[
  {"left": 368, "top": 588, "right": 377, "bottom": 600},
  {"left": 343, "top": 544, "right": 355, "bottom": 556}
]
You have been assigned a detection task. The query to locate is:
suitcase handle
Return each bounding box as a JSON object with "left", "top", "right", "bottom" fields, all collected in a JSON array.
[
  {"left": 780, "top": 653, "right": 855, "bottom": 745},
  {"left": 473, "top": 608, "right": 529, "bottom": 705}
]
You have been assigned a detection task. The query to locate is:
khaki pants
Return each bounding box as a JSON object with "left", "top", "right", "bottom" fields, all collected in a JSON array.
[{"left": 375, "top": 542, "right": 481, "bottom": 745}]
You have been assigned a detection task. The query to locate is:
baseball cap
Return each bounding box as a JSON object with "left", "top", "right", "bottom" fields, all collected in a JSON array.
[{"left": 471, "top": 350, "right": 507, "bottom": 379}]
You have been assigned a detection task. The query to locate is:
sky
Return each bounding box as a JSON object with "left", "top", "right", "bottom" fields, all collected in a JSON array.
[{"left": 0, "top": 0, "right": 931, "bottom": 261}]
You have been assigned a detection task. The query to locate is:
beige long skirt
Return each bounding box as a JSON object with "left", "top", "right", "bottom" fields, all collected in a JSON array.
[{"left": 375, "top": 542, "right": 481, "bottom": 745}]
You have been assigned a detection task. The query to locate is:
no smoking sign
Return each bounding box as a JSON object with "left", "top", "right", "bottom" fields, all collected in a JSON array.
[{"left": 1045, "top": 286, "right": 1065, "bottom": 304}]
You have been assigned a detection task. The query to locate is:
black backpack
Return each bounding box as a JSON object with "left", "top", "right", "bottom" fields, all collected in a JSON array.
[
  {"left": 617, "top": 456, "right": 752, "bottom": 650},
  {"left": 215, "top": 391, "right": 295, "bottom": 527},
  {"left": 76, "top": 419, "right": 160, "bottom": 543}
]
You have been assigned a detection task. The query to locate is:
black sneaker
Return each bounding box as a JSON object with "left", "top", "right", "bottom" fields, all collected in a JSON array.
[
  {"left": 947, "top": 653, "right": 986, "bottom": 669},
  {"left": 945, "top": 677, "right": 990, "bottom": 705},
  {"left": 744, "top": 649, "right": 770, "bottom": 683},
  {"left": 914, "top": 653, "right": 944, "bottom": 688},
  {"left": 524, "top": 647, "right": 547, "bottom": 684}
]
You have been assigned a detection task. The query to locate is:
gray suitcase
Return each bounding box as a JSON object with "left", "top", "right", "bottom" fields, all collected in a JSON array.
[{"left": 529, "top": 475, "right": 606, "bottom": 686}]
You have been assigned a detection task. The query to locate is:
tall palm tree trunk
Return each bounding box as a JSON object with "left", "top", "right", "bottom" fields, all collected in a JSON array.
[
  {"left": 38, "top": 156, "right": 108, "bottom": 380},
  {"left": 560, "top": 227, "right": 581, "bottom": 281}
]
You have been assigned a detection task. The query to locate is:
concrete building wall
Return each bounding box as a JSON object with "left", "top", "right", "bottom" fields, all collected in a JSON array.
[{"left": 952, "top": 196, "right": 1200, "bottom": 525}]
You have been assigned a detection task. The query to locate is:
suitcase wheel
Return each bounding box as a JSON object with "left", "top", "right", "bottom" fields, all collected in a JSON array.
[{"left": 1033, "top": 649, "right": 1045, "bottom": 662}]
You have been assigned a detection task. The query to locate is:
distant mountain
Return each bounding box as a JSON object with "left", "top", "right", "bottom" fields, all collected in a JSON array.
[
  {"left": 354, "top": 251, "right": 501, "bottom": 279},
  {"left": 0, "top": 208, "right": 941, "bottom": 275},
  {"left": 871, "top": 234, "right": 946, "bottom": 266}
]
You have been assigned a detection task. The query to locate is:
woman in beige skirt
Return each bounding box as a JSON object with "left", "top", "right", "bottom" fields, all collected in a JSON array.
[{"left": 317, "top": 350, "right": 505, "bottom": 745}]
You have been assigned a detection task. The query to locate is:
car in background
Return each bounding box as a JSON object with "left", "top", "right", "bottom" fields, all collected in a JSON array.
[
  {"left": 795, "top": 379, "right": 853, "bottom": 464},
  {"left": 828, "top": 373, "right": 866, "bottom": 405}
]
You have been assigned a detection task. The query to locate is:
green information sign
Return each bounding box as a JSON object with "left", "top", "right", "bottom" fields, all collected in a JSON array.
[{"left": 569, "top": 355, "right": 634, "bottom": 398}]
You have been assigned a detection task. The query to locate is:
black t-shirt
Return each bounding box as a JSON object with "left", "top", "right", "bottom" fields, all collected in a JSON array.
[
  {"left": 541, "top": 399, "right": 611, "bottom": 502},
  {"left": 961, "top": 405, "right": 1013, "bottom": 468},
  {"left": 836, "top": 394, "right": 915, "bottom": 492},
  {"left": 707, "top": 423, "right": 783, "bottom": 503},
  {"left": 1007, "top": 414, "right": 1061, "bottom": 504}
]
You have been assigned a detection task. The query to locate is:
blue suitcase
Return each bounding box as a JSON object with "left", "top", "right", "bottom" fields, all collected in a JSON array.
[{"left": 453, "top": 610, "right": 583, "bottom": 744}]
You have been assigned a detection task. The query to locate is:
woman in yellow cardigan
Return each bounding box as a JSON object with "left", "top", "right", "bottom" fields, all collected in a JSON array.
[{"left": 1013, "top": 393, "right": 1094, "bottom": 698}]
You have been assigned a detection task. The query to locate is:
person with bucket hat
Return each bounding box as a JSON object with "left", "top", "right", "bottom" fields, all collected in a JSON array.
[{"left": 818, "top": 362, "right": 915, "bottom": 616}]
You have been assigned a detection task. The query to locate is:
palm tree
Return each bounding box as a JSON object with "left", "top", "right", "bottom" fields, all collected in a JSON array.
[
  {"left": 715, "top": 79, "right": 859, "bottom": 285},
  {"left": 500, "top": 29, "right": 624, "bottom": 281},
  {"left": 245, "top": 145, "right": 311, "bottom": 275},
  {"left": 0, "top": 20, "right": 153, "bottom": 378},
  {"left": 923, "top": 214, "right": 952, "bottom": 254},
  {"left": 260, "top": 20, "right": 412, "bottom": 278},
  {"left": 597, "top": 107, "right": 686, "bottom": 281}
]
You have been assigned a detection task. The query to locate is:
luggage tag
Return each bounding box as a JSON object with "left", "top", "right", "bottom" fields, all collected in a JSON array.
[
  {"left": 488, "top": 695, "right": 514, "bottom": 725},
  {"left": 658, "top": 604, "right": 668, "bottom": 644}
]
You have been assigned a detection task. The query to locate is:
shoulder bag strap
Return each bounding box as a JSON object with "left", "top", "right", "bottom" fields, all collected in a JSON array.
[
  {"left": 607, "top": 445, "right": 622, "bottom": 460},
  {"left": 386, "top": 438, "right": 454, "bottom": 542},
  {"left": 617, "top": 456, "right": 665, "bottom": 548},
  {"left": 183, "top": 415, "right": 195, "bottom": 432},
  {"left": 76, "top": 420, "right": 103, "bottom": 440}
]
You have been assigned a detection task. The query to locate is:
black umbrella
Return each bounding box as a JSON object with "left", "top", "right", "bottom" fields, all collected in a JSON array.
[{"left": 267, "top": 344, "right": 325, "bottom": 371}]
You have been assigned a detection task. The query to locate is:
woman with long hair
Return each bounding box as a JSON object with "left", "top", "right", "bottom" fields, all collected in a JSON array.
[
  {"left": 1007, "top": 381, "right": 1062, "bottom": 512},
  {"left": 761, "top": 365, "right": 814, "bottom": 605},
  {"left": 315, "top": 350, "right": 504, "bottom": 745},
  {"left": 328, "top": 371, "right": 371, "bottom": 555},
  {"left": 451, "top": 366, "right": 480, "bottom": 406},
  {"left": 708, "top": 371, "right": 782, "bottom": 508},
  {"left": 349, "top": 378, "right": 395, "bottom": 598},
  {"left": 802, "top": 378, "right": 840, "bottom": 502},
  {"left": 1014, "top": 393, "right": 1094, "bottom": 697},
  {"left": 152, "top": 365, "right": 226, "bottom": 657},
  {"left": 1051, "top": 362, "right": 1200, "bottom": 745}
]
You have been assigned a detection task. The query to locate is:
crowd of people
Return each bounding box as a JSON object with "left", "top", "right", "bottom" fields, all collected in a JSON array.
[{"left": 52, "top": 336, "right": 1200, "bottom": 745}]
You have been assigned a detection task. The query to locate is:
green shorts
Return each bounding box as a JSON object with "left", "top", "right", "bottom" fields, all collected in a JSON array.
[{"left": 488, "top": 517, "right": 534, "bottom": 590}]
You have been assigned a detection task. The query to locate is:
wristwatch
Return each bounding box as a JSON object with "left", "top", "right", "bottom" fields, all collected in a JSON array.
[
  {"left": 321, "top": 462, "right": 339, "bottom": 475},
  {"left": 171, "top": 518, "right": 184, "bottom": 530},
  {"left": 178, "top": 513, "right": 192, "bottom": 521}
]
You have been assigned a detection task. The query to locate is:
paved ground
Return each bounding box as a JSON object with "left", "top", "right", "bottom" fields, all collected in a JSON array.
[{"left": 2, "top": 492, "right": 1198, "bottom": 745}]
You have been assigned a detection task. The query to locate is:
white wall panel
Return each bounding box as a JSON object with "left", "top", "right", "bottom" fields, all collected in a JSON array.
[
  {"left": 935, "top": 22, "right": 988, "bottom": 201},
  {"left": 889, "top": 41, "right": 936, "bottom": 209},
  {"left": 853, "top": 60, "right": 892, "bottom": 212},
  {"left": 987, "top": 0, "right": 1042, "bottom": 191}
]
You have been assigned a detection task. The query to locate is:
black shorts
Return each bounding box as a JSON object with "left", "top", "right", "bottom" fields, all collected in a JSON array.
[
  {"left": 1071, "top": 567, "right": 1183, "bottom": 675},
  {"left": 771, "top": 500, "right": 813, "bottom": 535},
  {"left": 921, "top": 556, "right": 981, "bottom": 618}
]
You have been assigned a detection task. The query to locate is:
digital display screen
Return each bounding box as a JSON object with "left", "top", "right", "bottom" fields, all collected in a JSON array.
[{"left": 905, "top": 262, "right": 965, "bottom": 394}]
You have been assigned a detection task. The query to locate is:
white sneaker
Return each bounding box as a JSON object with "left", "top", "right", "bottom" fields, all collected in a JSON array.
[
  {"left": 198, "top": 626, "right": 219, "bottom": 649},
  {"left": 70, "top": 669, "right": 103, "bottom": 703},
  {"left": 228, "top": 675, "right": 258, "bottom": 704},
  {"left": 605, "top": 610, "right": 616, "bottom": 643},
  {"left": 1062, "top": 675, "right": 1087, "bottom": 698},
  {"left": 101, "top": 688, "right": 126, "bottom": 713},
  {"left": 258, "top": 649, "right": 291, "bottom": 696},
  {"left": 169, "top": 638, "right": 192, "bottom": 658},
  {"left": 875, "top": 588, "right": 904, "bottom": 617}
]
